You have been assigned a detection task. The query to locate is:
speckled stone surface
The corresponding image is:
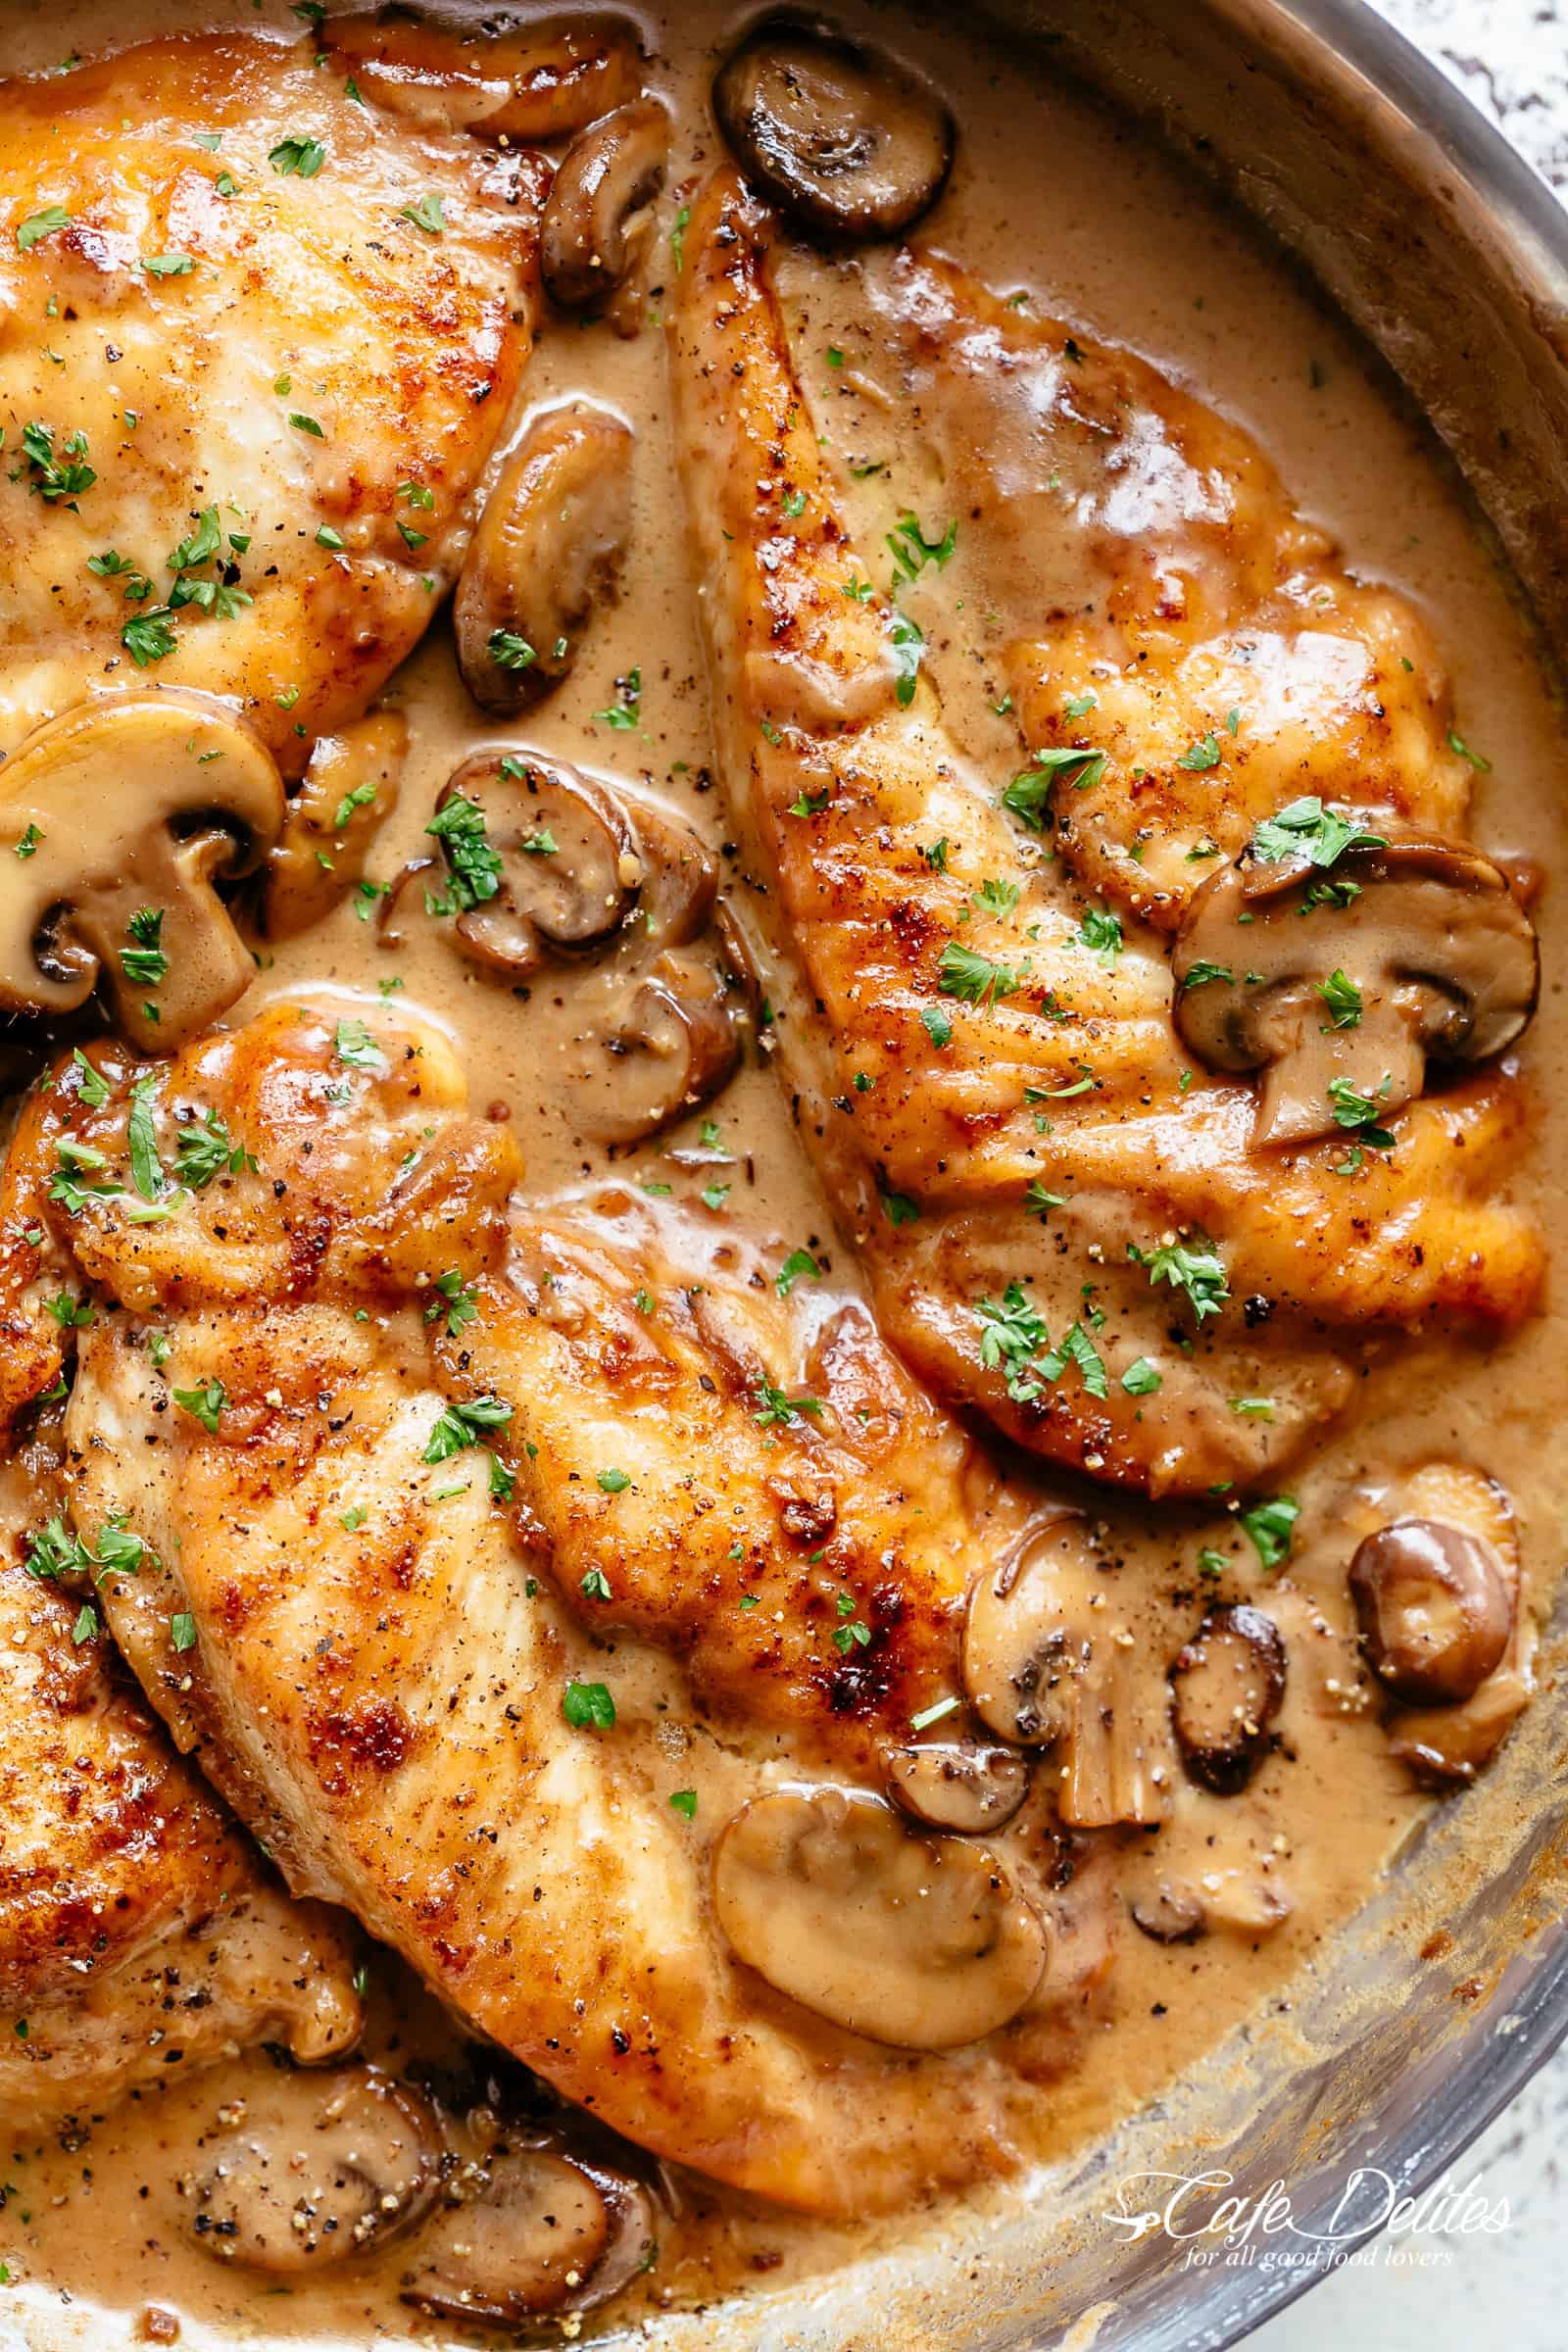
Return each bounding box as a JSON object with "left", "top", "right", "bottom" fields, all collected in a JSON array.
[{"left": 1253, "top": 4, "right": 1568, "bottom": 2347}]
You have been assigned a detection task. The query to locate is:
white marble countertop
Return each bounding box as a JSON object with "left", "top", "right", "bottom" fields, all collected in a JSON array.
[{"left": 1256, "top": 8, "right": 1568, "bottom": 2334}]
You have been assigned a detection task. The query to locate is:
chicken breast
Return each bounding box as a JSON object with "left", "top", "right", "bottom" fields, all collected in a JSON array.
[
  {"left": 0, "top": 1455, "right": 358, "bottom": 2132},
  {"left": 668, "top": 172, "right": 1542, "bottom": 1497},
  {"left": 0, "top": 1004, "right": 1108, "bottom": 2216},
  {"left": 0, "top": 27, "right": 543, "bottom": 775},
  {"left": 838, "top": 245, "right": 1476, "bottom": 932}
]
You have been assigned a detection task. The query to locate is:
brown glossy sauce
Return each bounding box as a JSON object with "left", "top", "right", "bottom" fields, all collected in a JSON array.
[{"left": 2, "top": 0, "right": 1564, "bottom": 2343}]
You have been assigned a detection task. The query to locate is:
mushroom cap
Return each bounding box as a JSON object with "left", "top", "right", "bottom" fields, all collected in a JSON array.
[
  {"left": 961, "top": 1511, "right": 1171, "bottom": 1828},
  {"left": 1168, "top": 1603, "right": 1287, "bottom": 1796},
  {"left": 435, "top": 753, "right": 640, "bottom": 979},
  {"left": 713, "top": 16, "right": 955, "bottom": 242},
  {"left": 884, "top": 1739, "right": 1030, "bottom": 1835},
  {"left": 321, "top": 8, "right": 644, "bottom": 141},
  {"left": 1348, "top": 1515, "right": 1513, "bottom": 1706},
  {"left": 711, "top": 1785, "right": 1047, "bottom": 2049},
  {"left": 454, "top": 401, "right": 634, "bottom": 713},
  {"left": 0, "top": 693, "right": 283, "bottom": 1052},
  {"left": 265, "top": 711, "right": 407, "bottom": 942},
  {"left": 542, "top": 97, "right": 671, "bottom": 314},
  {"left": 401, "top": 2147, "right": 653, "bottom": 2324},
  {"left": 1172, "top": 833, "right": 1540, "bottom": 1147},
  {"left": 182, "top": 2065, "right": 440, "bottom": 2273}
]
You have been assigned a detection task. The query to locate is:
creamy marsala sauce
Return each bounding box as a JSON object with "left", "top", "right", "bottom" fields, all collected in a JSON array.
[{"left": 0, "top": 0, "right": 1563, "bottom": 2344}]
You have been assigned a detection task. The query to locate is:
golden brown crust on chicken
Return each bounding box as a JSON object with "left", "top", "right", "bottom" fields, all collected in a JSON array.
[
  {"left": 667, "top": 172, "right": 1543, "bottom": 1497},
  {"left": 0, "top": 1501, "right": 359, "bottom": 2132},
  {"left": 0, "top": 32, "right": 541, "bottom": 775},
  {"left": 841, "top": 245, "right": 1474, "bottom": 932},
  {"left": 0, "top": 1004, "right": 1104, "bottom": 2214}
]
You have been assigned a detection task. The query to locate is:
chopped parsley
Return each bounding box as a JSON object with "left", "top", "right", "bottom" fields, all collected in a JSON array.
[
  {"left": 332, "top": 1018, "right": 386, "bottom": 1072},
  {"left": 1318, "top": 968, "right": 1363, "bottom": 1028},
  {"left": 936, "top": 941, "right": 1017, "bottom": 1005},
  {"left": 1251, "top": 797, "right": 1386, "bottom": 868},
  {"left": 1078, "top": 905, "right": 1123, "bottom": 965},
  {"left": 775, "top": 1248, "right": 821, "bottom": 1298},
  {"left": 563, "top": 1680, "right": 615, "bottom": 1731},
  {"left": 1327, "top": 1077, "right": 1395, "bottom": 1149},
  {"left": 1133, "top": 1238, "right": 1230, "bottom": 1322},
  {"left": 19, "top": 419, "right": 94, "bottom": 506},
  {"left": 1181, "top": 958, "right": 1235, "bottom": 991},
  {"left": 121, "top": 907, "right": 168, "bottom": 986},
  {"left": 669, "top": 1788, "right": 698, "bottom": 1819},
  {"left": 401, "top": 193, "right": 445, "bottom": 234},
  {"left": 424, "top": 1268, "right": 479, "bottom": 1338},
  {"left": 269, "top": 133, "right": 326, "bottom": 178},
  {"left": 920, "top": 1003, "right": 954, "bottom": 1049},
  {"left": 1002, "top": 745, "right": 1105, "bottom": 830},
  {"left": 1121, "top": 1356, "right": 1162, "bottom": 1396},
  {"left": 172, "top": 1378, "right": 226, "bottom": 1434},
  {"left": 1177, "top": 732, "right": 1222, "bottom": 771},
  {"left": 1240, "top": 1494, "right": 1299, "bottom": 1571},
  {"left": 488, "top": 628, "right": 536, "bottom": 672},
  {"left": 422, "top": 1394, "right": 514, "bottom": 1464},
  {"left": 17, "top": 205, "right": 70, "bottom": 252},
  {"left": 753, "top": 1380, "right": 823, "bottom": 1429},
  {"left": 426, "top": 792, "right": 504, "bottom": 913}
]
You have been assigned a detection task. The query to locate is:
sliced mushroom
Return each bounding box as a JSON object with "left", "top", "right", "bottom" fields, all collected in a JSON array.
[
  {"left": 1349, "top": 1518, "right": 1513, "bottom": 1706},
  {"left": 183, "top": 2066, "right": 440, "bottom": 2272},
  {"left": 1173, "top": 834, "right": 1540, "bottom": 1148},
  {"left": 322, "top": 8, "right": 642, "bottom": 140},
  {"left": 713, "top": 17, "right": 955, "bottom": 241},
  {"left": 542, "top": 99, "right": 670, "bottom": 318},
  {"left": 402, "top": 2148, "right": 652, "bottom": 2325},
  {"left": 430, "top": 754, "right": 638, "bottom": 979},
  {"left": 455, "top": 403, "right": 634, "bottom": 712},
  {"left": 1344, "top": 1462, "right": 1532, "bottom": 1785},
  {"left": 1129, "top": 1872, "right": 1292, "bottom": 1942},
  {"left": 885, "top": 1739, "right": 1030, "bottom": 1834},
  {"left": 1169, "top": 1603, "right": 1287, "bottom": 1795},
  {"left": 264, "top": 711, "right": 406, "bottom": 941},
  {"left": 712, "top": 1786, "right": 1046, "bottom": 2048},
  {"left": 1128, "top": 1883, "right": 1206, "bottom": 1944},
  {"left": 0, "top": 694, "right": 283, "bottom": 1053},
  {"left": 590, "top": 947, "right": 743, "bottom": 1143},
  {"left": 961, "top": 1513, "right": 1172, "bottom": 1829}
]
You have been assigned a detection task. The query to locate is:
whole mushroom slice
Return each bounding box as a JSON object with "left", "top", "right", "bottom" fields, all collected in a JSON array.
[
  {"left": 1168, "top": 1604, "right": 1287, "bottom": 1796},
  {"left": 265, "top": 711, "right": 407, "bottom": 941},
  {"left": 182, "top": 2065, "right": 441, "bottom": 2272},
  {"left": 542, "top": 99, "right": 671, "bottom": 318},
  {"left": 962, "top": 1512, "right": 1173, "bottom": 1829},
  {"left": 402, "top": 2147, "right": 654, "bottom": 2326},
  {"left": 586, "top": 946, "right": 744, "bottom": 1144},
  {"left": 1349, "top": 1518, "right": 1513, "bottom": 1706},
  {"left": 1345, "top": 1460, "right": 1532, "bottom": 1784},
  {"left": 455, "top": 403, "right": 635, "bottom": 713},
  {"left": 885, "top": 1738, "right": 1030, "bottom": 1834},
  {"left": 429, "top": 754, "right": 639, "bottom": 978},
  {"left": 713, "top": 17, "right": 955, "bottom": 241},
  {"left": 0, "top": 694, "right": 283, "bottom": 1053},
  {"left": 322, "top": 8, "right": 643, "bottom": 140},
  {"left": 1172, "top": 834, "right": 1540, "bottom": 1149},
  {"left": 712, "top": 1786, "right": 1047, "bottom": 2048},
  {"left": 1129, "top": 1872, "right": 1292, "bottom": 1944}
]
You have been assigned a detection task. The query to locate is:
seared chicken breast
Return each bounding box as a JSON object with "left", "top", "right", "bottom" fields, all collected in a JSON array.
[
  {"left": 0, "top": 28, "right": 542, "bottom": 774},
  {"left": 0, "top": 1463, "right": 358, "bottom": 2132},
  {"left": 669, "top": 172, "right": 1542, "bottom": 1497},
  {"left": 0, "top": 1004, "right": 1109, "bottom": 2216}
]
